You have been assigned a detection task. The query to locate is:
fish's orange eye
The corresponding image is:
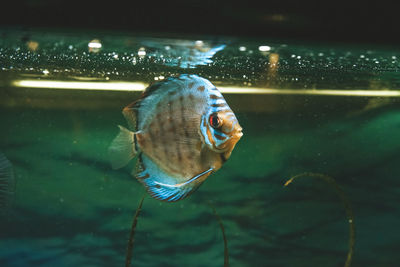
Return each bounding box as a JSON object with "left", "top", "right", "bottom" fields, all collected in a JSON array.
[{"left": 209, "top": 113, "right": 221, "bottom": 128}]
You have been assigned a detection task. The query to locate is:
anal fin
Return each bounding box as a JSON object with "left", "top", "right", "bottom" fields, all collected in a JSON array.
[{"left": 136, "top": 153, "right": 213, "bottom": 202}]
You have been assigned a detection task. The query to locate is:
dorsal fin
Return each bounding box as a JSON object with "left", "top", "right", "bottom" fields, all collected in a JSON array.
[
  {"left": 122, "top": 101, "right": 138, "bottom": 131},
  {"left": 142, "top": 75, "right": 193, "bottom": 97},
  {"left": 135, "top": 153, "right": 213, "bottom": 202},
  {"left": 142, "top": 78, "right": 170, "bottom": 96},
  {"left": 121, "top": 76, "right": 180, "bottom": 131}
]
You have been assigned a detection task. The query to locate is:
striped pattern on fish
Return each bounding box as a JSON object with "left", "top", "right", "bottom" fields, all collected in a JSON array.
[{"left": 109, "top": 74, "right": 243, "bottom": 202}]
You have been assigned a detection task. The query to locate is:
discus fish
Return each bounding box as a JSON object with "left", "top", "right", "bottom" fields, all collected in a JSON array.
[
  {"left": 0, "top": 153, "right": 15, "bottom": 211},
  {"left": 108, "top": 74, "right": 243, "bottom": 202}
]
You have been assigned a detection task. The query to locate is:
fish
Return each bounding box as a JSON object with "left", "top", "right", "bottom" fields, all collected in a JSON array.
[
  {"left": 108, "top": 74, "right": 243, "bottom": 202},
  {"left": 0, "top": 153, "right": 15, "bottom": 212}
]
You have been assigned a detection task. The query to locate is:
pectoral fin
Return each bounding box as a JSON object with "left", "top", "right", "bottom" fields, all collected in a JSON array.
[{"left": 108, "top": 125, "right": 136, "bottom": 169}]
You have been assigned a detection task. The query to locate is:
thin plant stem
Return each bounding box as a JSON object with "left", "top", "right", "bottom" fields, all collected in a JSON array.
[
  {"left": 125, "top": 195, "right": 145, "bottom": 267},
  {"left": 284, "top": 172, "right": 355, "bottom": 267}
]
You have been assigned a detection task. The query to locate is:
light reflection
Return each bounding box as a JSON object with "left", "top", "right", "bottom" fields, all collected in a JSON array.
[
  {"left": 264, "top": 14, "right": 287, "bottom": 22},
  {"left": 195, "top": 40, "right": 204, "bottom": 48},
  {"left": 11, "top": 79, "right": 400, "bottom": 97},
  {"left": 141, "top": 39, "right": 226, "bottom": 68},
  {"left": 153, "top": 75, "right": 165, "bottom": 81},
  {"left": 266, "top": 52, "right": 280, "bottom": 86},
  {"left": 138, "top": 47, "right": 146, "bottom": 58},
  {"left": 269, "top": 53, "right": 279, "bottom": 71},
  {"left": 218, "top": 87, "right": 400, "bottom": 97},
  {"left": 259, "top": 45, "right": 271, "bottom": 52},
  {"left": 26, "top": 40, "right": 39, "bottom": 52},
  {"left": 12, "top": 80, "right": 146, "bottom": 91},
  {"left": 88, "top": 39, "right": 102, "bottom": 53}
]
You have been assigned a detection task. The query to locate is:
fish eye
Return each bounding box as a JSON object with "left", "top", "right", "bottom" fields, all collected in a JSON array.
[{"left": 209, "top": 113, "right": 222, "bottom": 129}]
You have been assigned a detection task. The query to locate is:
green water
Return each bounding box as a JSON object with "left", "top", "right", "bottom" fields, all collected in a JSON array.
[{"left": 1, "top": 28, "right": 400, "bottom": 267}]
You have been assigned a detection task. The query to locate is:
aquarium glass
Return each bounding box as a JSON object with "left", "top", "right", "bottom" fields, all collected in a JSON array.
[{"left": 1, "top": 28, "right": 400, "bottom": 266}]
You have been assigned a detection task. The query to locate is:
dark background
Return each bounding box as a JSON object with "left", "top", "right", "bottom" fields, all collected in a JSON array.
[{"left": 1, "top": 0, "right": 398, "bottom": 45}]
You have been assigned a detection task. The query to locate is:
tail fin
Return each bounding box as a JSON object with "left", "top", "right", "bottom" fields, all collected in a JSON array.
[
  {"left": 0, "top": 153, "right": 15, "bottom": 211},
  {"left": 108, "top": 125, "right": 137, "bottom": 169}
]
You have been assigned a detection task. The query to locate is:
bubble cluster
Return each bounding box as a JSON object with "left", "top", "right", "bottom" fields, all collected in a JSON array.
[{"left": 1, "top": 29, "right": 400, "bottom": 90}]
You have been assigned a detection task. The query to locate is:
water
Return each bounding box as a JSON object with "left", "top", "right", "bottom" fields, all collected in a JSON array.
[{"left": 1, "top": 28, "right": 400, "bottom": 266}]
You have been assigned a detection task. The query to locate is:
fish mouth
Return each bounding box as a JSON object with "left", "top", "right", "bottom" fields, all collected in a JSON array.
[
  {"left": 237, "top": 129, "right": 243, "bottom": 138},
  {"left": 234, "top": 127, "right": 243, "bottom": 139}
]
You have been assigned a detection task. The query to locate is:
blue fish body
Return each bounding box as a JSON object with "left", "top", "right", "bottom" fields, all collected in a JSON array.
[{"left": 109, "top": 75, "right": 242, "bottom": 201}]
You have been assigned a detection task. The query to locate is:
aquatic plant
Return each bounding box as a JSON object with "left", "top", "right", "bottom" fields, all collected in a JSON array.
[
  {"left": 284, "top": 172, "right": 355, "bottom": 267},
  {"left": 124, "top": 198, "right": 230, "bottom": 266},
  {"left": 125, "top": 195, "right": 145, "bottom": 267},
  {"left": 209, "top": 201, "right": 229, "bottom": 267}
]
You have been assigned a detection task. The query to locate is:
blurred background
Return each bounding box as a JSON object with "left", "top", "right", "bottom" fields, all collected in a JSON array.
[{"left": 1, "top": 0, "right": 397, "bottom": 45}]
